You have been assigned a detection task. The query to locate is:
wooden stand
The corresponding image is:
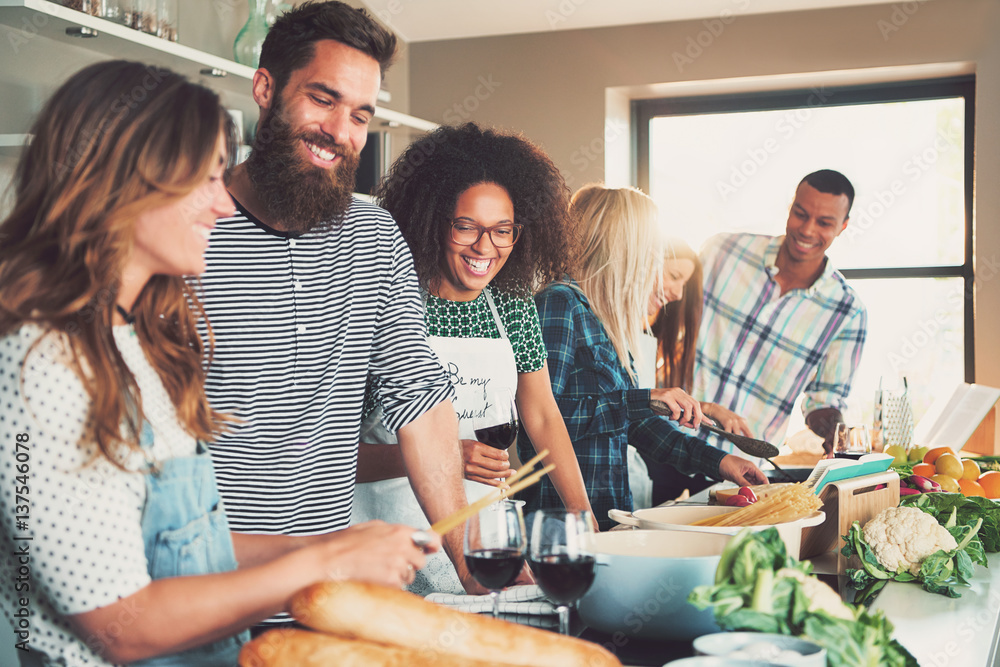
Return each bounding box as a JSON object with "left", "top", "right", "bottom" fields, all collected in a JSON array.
[{"left": 799, "top": 471, "right": 900, "bottom": 573}]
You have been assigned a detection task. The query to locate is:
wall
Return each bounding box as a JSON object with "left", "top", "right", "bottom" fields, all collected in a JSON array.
[{"left": 408, "top": 0, "right": 1000, "bottom": 387}]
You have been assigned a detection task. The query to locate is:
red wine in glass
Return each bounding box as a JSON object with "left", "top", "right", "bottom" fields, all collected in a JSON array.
[
  {"left": 463, "top": 500, "right": 526, "bottom": 618},
  {"left": 528, "top": 554, "right": 596, "bottom": 605},
  {"left": 473, "top": 387, "right": 519, "bottom": 450},
  {"left": 474, "top": 422, "right": 517, "bottom": 450},
  {"left": 528, "top": 510, "right": 596, "bottom": 635},
  {"left": 465, "top": 548, "right": 524, "bottom": 590}
]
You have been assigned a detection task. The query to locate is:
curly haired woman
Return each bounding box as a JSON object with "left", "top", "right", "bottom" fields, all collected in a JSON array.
[{"left": 354, "top": 122, "right": 595, "bottom": 594}]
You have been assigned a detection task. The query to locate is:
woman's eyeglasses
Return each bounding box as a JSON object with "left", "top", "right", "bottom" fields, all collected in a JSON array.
[{"left": 450, "top": 220, "right": 522, "bottom": 248}]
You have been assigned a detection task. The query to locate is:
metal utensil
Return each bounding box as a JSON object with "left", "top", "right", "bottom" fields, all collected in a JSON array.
[{"left": 650, "top": 400, "right": 795, "bottom": 482}]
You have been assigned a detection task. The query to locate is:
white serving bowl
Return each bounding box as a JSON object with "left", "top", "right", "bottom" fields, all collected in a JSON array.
[
  {"left": 607, "top": 505, "right": 824, "bottom": 559},
  {"left": 693, "top": 631, "right": 826, "bottom": 667}
]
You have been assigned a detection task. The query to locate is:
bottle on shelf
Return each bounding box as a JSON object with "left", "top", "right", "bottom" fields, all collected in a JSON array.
[{"left": 234, "top": 0, "right": 271, "bottom": 68}]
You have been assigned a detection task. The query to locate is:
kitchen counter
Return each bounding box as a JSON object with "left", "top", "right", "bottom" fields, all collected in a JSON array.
[
  {"left": 606, "top": 484, "right": 1000, "bottom": 666},
  {"left": 871, "top": 551, "right": 1000, "bottom": 667}
]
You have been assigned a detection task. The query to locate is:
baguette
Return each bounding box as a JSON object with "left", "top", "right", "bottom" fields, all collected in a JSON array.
[
  {"left": 239, "top": 628, "right": 517, "bottom": 667},
  {"left": 289, "top": 581, "right": 622, "bottom": 667}
]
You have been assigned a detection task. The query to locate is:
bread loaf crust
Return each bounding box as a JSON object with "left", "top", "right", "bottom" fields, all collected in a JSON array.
[
  {"left": 239, "top": 628, "right": 518, "bottom": 667},
  {"left": 289, "top": 581, "right": 621, "bottom": 667}
]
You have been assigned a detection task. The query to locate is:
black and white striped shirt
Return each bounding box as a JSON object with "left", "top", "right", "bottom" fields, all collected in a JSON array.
[{"left": 197, "top": 197, "right": 454, "bottom": 535}]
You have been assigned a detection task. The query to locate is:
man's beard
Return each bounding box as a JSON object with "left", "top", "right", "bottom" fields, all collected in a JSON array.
[{"left": 244, "top": 99, "right": 361, "bottom": 234}]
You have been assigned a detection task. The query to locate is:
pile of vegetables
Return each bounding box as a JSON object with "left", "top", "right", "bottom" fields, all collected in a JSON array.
[
  {"left": 842, "top": 490, "right": 1000, "bottom": 598},
  {"left": 689, "top": 528, "right": 917, "bottom": 667},
  {"left": 842, "top": 506, "right": 983, "bottom": 597}
]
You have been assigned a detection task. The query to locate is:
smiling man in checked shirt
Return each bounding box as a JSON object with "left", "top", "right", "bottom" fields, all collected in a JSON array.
[{"left": 694, "top": 169, "right": 867, "bottom": 458}]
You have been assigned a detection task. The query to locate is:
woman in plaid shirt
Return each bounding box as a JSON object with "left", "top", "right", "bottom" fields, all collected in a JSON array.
[{"left": 521, "top": 185, "right": 767, "bottom": 530}]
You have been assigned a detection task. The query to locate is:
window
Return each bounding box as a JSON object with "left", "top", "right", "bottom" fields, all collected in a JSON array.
[{"left": 634, "top": 77, "right": 973, "bottom": 435}]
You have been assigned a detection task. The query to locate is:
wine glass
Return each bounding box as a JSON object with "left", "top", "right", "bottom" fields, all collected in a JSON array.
[
  {"left": 834, "top": 423, "right": 872, "bottom": 459},
  {"left": 528, "top": 510, "right": 596, "bottom": 635},
  {"left": 463, "top": 499, "right": 526, "bottom": 618},
  {"left": 473, "top": 387, "right": 519, "bottom": 450}
]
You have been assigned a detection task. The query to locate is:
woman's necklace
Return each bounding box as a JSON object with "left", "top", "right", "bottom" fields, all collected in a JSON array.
[{"left": 115, "top": 304, "right": 136, "bottom": 325}]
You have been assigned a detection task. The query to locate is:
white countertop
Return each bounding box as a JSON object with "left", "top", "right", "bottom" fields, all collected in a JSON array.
[{"left": 871, "top": 551, "right": 1000, "bottom": 667}]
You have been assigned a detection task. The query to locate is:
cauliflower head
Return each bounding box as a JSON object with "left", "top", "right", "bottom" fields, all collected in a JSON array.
[{"left": 862, "top": 506, "right": 957, "bottom": 576}]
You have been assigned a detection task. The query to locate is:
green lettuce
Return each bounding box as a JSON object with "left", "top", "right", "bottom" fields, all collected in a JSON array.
[{"left": 689, "top": 528, "right": 917, "bottom": 667}]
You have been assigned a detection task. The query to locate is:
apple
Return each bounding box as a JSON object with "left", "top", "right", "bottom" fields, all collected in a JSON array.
[
  {"left": 908, "top": 446, "right": 929, "bottom": 462},
  {"left": 885, "top": 445, "right": 908, "bottom": 467}
]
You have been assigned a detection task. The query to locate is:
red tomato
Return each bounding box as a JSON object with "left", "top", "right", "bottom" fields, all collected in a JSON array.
[{"left": 737, "top": 486, "right": 758, "bottom": 504}]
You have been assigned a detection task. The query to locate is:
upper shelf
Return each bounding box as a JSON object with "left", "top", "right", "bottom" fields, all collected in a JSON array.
[{"left": 0, "top": 0, "right": 437, "bottom": 131}]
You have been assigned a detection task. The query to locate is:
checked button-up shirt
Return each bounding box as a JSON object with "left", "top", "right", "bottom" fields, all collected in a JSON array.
[{"left": 694, "top": 233, "right": 868, "bottom": 457}]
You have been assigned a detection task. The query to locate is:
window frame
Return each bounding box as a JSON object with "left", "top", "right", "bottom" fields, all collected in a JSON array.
[{"left": 632, "top": 76, "right": 976, "bottom": 380}]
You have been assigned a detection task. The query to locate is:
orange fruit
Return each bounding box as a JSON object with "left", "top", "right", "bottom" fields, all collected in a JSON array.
[
  {"left": 924, "top": 446, "right": 956, "bottom": 464},
  {"left": 935, "top": 453, "right": 965, "bottom": 479},
  {"left": 932, "top": 474, "right": 961, "bottom": 493},
  {"left": 958, "top": 479, "right": 986, "bottom": 497},
  {"left": 978, "top": 471, "right": 1000, "bottom": 499},
  {"left": 911, "top": 463, "right": 937, "bottom": 478},
  {"left": 961, "top": 458, "right": 981, "bottom": 480}
]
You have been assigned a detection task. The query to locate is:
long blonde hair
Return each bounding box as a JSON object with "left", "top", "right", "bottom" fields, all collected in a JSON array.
[
  {"left": 569, "top": 184, "right": 664, "bottom": 382},
  {"left": 0, "top": 60, "right": 238, "bottom": 466}
]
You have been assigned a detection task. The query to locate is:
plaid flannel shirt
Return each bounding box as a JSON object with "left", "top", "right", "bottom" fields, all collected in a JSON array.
[
  {"left": 694, "top": 233, "right": 868, "bottom": 455},
  {"left": 519, "top": 279, "right": 726, "bottom": 531}
]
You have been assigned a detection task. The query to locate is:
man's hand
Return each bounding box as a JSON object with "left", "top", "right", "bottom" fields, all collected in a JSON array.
[
  {"left": 806, "top": 407, "right": 844, "bottom": 458},
  {"left": 718, "top": 454, "right": 769, "bottom": 486},
  {"left": 460, "top": 439, "right": 513, "bottom": 486},
  {"left": 700, "top": 402, "right": 753, "bottom": 436},
  {"left": 650, "top": 387, "right": 704, "bottom": 428}
]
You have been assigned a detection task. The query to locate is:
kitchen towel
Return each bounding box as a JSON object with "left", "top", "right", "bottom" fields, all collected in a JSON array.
[{"left": 425, "top": 584, "right": 557, "bottom": 616}]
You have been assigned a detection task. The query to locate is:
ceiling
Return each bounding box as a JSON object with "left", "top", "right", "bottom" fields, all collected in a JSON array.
[{"left": 358, "top": 0, "right": 900, "bottom": 43}]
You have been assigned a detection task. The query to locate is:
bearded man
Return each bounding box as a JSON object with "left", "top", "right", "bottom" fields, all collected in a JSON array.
[{"left": 196, "top": 2, "right": 481, "bottom": 628}]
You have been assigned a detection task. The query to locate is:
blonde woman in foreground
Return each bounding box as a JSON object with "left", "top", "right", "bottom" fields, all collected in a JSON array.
[
  {"left": 519, "top": 184, "right": 767, "bottom": 530},
  {"left": 0, "top": 60, "right": 436, "bottom": 667}
]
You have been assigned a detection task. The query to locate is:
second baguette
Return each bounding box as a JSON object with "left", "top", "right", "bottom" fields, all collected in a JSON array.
[
  {"left": 238, "top": 628, "right": 520, "bottom": 667},
  {"left": 289, "top": 581, "right": 621, "bottom": 667}
]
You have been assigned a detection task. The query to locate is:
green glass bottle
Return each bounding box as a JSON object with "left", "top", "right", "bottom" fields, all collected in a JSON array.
[{"left": 233, "top": 0, "right": 270, "bottom": 68}]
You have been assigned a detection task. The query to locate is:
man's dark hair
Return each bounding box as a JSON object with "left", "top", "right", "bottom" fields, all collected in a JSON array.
[
  {"left": 800, "top": 169, "right": 855, "bottom": 216},
  {"left": 259, "top": 1, "right": 397, "bottom": 96}
]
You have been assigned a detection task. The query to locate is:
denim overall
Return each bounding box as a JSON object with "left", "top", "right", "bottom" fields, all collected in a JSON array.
[{"left": 130, "top": 421, "right": 248, "bottom": 666}]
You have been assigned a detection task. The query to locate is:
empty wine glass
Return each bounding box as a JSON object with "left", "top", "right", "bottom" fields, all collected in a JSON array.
[
  {"left": 473, "top": 386, "right": 519, "bottom": 451},
  {"left": 528, "top": 510, "right": 596, "bottom": 635},
  {"left": 463, "top": 499, "right": 526, "bottom": 618}
]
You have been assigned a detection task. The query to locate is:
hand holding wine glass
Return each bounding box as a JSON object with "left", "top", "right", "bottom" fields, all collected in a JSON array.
[
  {"left": 528, "top": 510, "right": 596, "bottom": 635},
  {"left": 463, "top": 500, "right": 527, "bottom": 618}
]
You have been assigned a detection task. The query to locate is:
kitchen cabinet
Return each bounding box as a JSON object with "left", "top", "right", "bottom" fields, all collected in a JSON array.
[{"left": 0, "top": 0, "right": 435, "bottom": 164}]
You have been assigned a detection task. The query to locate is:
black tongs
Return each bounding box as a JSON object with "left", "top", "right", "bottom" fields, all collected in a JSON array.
[{"left": 650, "top": 399, "right": 794, "bottom": 481}]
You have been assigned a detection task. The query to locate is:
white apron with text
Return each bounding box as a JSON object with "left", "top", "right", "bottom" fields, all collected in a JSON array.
[{"left": 352, "top": 290, "right": 519, "bottom": 595}]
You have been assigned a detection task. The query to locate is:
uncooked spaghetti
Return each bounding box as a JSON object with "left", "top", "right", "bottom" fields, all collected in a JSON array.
[{"left": 691, "top": 483, "right": 822, "bottom": 527}]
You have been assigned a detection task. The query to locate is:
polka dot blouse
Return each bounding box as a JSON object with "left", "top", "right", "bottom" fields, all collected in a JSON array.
[{"left": 0, "top": 324, "right": 198, "bottom": 665}]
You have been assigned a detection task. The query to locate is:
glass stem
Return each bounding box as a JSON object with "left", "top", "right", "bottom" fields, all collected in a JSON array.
[
  {"left": 558, "top": 604, "right": 570, "bottom": 635},
  {"left": 490, "top": 590, "right": 500, "bottom": 619}
]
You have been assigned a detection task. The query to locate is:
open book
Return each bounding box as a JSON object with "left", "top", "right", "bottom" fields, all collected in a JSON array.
[
  {"left": 804, "top": 453, "right": 895, "bottom": 494},
  {"left": 915, "top": 383, "right": 1000, "bottom": 453}
]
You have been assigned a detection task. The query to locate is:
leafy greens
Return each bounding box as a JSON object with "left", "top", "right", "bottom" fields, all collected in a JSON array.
[
  {"left": 841, "top": 506, "right": 985, "bottom": 598},
  {"left": 688, "top": 528, "right": 917, "bottom": 667}
]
